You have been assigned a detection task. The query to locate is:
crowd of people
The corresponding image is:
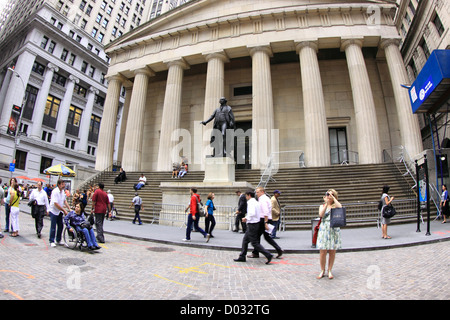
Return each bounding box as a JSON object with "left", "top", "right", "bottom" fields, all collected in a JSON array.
[{"left": 2, "top": 170, "right": 443, "bottom": 279}]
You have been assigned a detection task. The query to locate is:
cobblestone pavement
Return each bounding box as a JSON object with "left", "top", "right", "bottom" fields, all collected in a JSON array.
[{"left": 1, "top": 212, "right": 448, "bottom": 301}]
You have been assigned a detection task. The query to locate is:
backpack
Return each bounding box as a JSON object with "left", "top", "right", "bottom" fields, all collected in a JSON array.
[{"left": 377, "top": 200, "right": 383, "bottom": 211}]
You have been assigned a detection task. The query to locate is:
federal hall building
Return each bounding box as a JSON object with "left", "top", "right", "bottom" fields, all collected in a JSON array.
[{"left": 96, "top": 0, "right": 424, "bottom": 173}]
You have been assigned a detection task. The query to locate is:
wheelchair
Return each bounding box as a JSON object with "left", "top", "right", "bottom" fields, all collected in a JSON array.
[{"left": 63, "top": 226, "right": 88, "bottom": 251}]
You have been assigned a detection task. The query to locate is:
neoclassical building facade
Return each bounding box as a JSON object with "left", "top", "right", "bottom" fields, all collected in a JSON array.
[{"left": 97, "top": 0, "right": 424, "bottom": 172}]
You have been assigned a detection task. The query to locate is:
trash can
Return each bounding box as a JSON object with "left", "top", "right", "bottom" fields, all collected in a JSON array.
[{"left": 311, "top": 217, "right": 320, "bottom": 248}]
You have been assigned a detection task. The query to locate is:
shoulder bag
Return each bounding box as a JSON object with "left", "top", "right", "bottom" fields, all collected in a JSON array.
[{"left": 330, "top": 207, "right": 346, "bottom": 228}]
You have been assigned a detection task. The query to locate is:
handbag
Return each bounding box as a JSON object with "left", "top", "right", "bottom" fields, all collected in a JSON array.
[
  {"left": 330, "top": 207, "right": 346, "bottom": 228},
  {"left": 195, "top": 195, "right": 205, "bottom": 217},
  {"left": 382, "top": 205, "right": 396, "bottom": 219},
  {"left": 312, "top": 218, "right": 321, "bottom": 246}
]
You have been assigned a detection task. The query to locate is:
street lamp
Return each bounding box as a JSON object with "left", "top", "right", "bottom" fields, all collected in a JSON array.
[{"left": 7, "top": 67, "right": 27, "bottom": 177}]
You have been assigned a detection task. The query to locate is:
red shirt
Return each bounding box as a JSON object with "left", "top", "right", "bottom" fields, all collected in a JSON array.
[
  {"left": 92, "top": 189, "right": 109, "bottom": 214},
  {"left": 190, "top": 194, "right": 200, "bottom": 216}
]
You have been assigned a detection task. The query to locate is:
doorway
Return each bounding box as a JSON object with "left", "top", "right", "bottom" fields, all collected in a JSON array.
[
  {"left": 234, "top": 121, "right": 252, "bottom": 169},
  {"left": 329, "top": 127, "right": 348, "bottom": 165}
]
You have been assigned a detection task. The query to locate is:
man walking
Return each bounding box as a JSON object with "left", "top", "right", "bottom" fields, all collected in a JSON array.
[
  {"left": 29, "top": 181, "right": 50, "bottom": 238},
  {"left": 183, "top": 187, "right": 210, "bottom": 242},
  {"left": 49, "top": 180, "right": 70, "bottom": 247},
  {"left": 270, "top": 190, "right": 281, "bottom": 239},
  {"left": 250, "top": 187, "right": 283, "bottom": 259},
  {"left": 234, "top": 190, "right": 247, "bottom": 233},
  {"left": 234, "top": 190, "right": 273, "bottom": 264},
  {"left": 91, "top": 183, "right": 110, "bottom": 243}
]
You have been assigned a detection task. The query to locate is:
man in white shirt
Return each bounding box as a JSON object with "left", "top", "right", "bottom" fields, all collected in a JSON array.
[
  {"left": 250, "top": 187, "right": 283, "bottom": 259},
  {"left": 29, "top": 181, "right": 50, "bottom": 238},
  {"left": 134, "top": 173, "right": 147, "bottom": 190},
  {"left": 49, "top": 180, "right": 70, "bottom": 247},
  {"left": 234, "top": 190, "right": 273, "bottom": 264}
]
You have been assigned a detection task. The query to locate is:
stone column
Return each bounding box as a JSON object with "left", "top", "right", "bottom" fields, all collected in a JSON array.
[
  {"left": 157, "top": 59, "right": 188, "bottom": 171},
  {"left": 55, "top": 75, "right": 79, "bottom": 147},
  {"left": 0, "top": 69, "right": 13, "bottom": 117},
  {"left": 296, "top": 41, "right": 330, "bottom": 167},
  {"left": 381, "top": 38, "right": 423, "bottom": 158},
  {"left": 201, "top": 51, "right": 229, "bottom": 167},
  {"left": 95, "top": 75, "right": 123, "bottom": 171},
  {"left": 0, "top": 50, "right": 35, "bottom": 131},
  {"left": 342, "top": 39, "right": 382, "bottom": 164},
  {"left": 30, "top": 63, "right": 59, "bottom": 139},
  {"left": 122, "top": 67, "right": 153, "bottom": 172},
  {"left": 78, "top": 86, "right": 98, "bottom": 154},
  {"left": 249, "top": 45, "right": 275, "bottom": 170}
]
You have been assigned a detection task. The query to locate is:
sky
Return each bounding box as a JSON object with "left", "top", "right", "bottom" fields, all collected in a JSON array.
[{"left": 0, "top": 0, "right": 8, "bottom": 13}]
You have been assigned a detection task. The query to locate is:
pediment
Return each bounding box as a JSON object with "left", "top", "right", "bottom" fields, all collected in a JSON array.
[{"left": 107, "top": 0, "right": 396, "bottom": 51}]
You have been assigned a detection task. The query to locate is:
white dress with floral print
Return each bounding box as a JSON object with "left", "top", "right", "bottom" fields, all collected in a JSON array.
[{"left": 317, "top": 207, "right": 342, "bottom": 250}]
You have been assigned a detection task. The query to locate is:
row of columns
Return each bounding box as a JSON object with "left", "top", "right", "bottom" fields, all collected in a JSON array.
[
  {"left": 96, "top": 37, "right": 423, "bottom": 172},
  {"left": 0, "top": 50, "right": 100, "bottom": 155}
]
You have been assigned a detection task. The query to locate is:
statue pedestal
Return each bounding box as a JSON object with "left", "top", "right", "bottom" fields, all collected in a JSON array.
[
  {"left": 159, "top": 156, "right": 253, "bottom": 230},
  {"left": 204, "top": 156, "right": 235, "bottom": 183}
]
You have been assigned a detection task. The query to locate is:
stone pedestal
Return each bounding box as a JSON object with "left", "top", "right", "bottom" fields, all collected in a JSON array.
[
  {"left": 204, "top": 156, "right": 235, "bottom": 183},
  {"left": 159, "top": 156, "right": 253, "bottom": 230}
]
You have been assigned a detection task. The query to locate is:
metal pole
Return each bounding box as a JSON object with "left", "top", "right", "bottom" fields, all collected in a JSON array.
[
  {"left": 424, "top": 154, "right": 431, "bottom": 236},
  {"left": 416, "top": 159, "right": 421, "bottom": 232}
]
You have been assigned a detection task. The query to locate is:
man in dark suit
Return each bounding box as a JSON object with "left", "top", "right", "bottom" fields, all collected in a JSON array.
[
  {"left": 201, "top": 97, "right": 235, "bottom": 157},
  {"left": 234, "top": 190, "right": 247, "bottom": 233}
]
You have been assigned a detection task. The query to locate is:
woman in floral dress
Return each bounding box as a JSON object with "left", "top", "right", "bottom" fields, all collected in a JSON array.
[{"left": 316, "top": 189, "right": 342, "bottom": 279}]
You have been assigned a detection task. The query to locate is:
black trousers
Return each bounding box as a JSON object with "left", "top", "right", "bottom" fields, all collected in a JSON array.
[
  {"left": 252, "top": 219, "right": 282, "bottom": 256},
  {"left": 238, "top": 222, "right": 272, "bottom": 260},
  {"left": 235, "top": 213, "right": 246, "bottom": 232},
  {"left": 34, "top": 205, "right": 46, "bottom": 235},
  {"left": 94, "top": 213, "right": 105, "bottom": 243}
]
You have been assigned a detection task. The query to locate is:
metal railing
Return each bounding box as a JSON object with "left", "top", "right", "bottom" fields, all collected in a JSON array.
[
  {"left": 280, "top": 198, "right": 421, "bottom": 230},
  {"left": 149, "top": 203, "right": 237, "bottom": 230},
  {"left": 258, "top": 150, "right": 305, "bottom": 189}
]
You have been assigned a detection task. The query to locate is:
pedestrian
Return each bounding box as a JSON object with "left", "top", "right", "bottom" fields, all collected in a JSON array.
[
  {"left": 9, "top": 178, "right": 20, "bottom": 237},
  {"left": 29, "top": 181, "right": 50, "bottom": 238},
  {"left": 49, "top": 179, "right": 70, "bottom": 247},
  {"left": 4, "top": 178, "right": 16, "bottom": 233},
  {"left": 440, "top": 184, "right": 449, "bottom": 223},
  {"left": 64, "top": 203, "right": 100, "bottom": 251},
  {"left": 234, "top": 190, "right": 247, "bottom": 233},
  {"left": 205, "top": 192, "right": 216, "bottom": 237},
  {"left": 317, "top": 189, "right": 342, "bottom": 279},
  {"left": 91, "top": 183, "right": 110, "bottom": 243},
  {"left": 249, "top": 187, "right": 283, "bottom": 259},
  {"left": 107, "top": 190, "right": 115, "bottom": 220},
  {"left": 183, "top": 187, "right": 210, "bottom": 242},
  {"left": 234, "top": 190, "right": 273, "bottom": 264},
  {"left": 380, "top": 185, "right": 394, "bottom": 239},
  {"left": 130, "top": 192, "right": 143, "bottom": 225},
  {"left": 270, "top": 190, "right": 281, "bottom": 239},
  {"left": 0, "top": 178, "right": 4, "bottom": 238}
]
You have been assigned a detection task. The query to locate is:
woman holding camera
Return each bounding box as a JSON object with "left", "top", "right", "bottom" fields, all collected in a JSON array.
[{"left": 317, "top": 189, "right": 342, "bottom": 280}]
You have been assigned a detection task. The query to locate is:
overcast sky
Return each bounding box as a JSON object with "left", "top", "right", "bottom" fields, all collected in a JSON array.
[{"left": 0, "top": 0, "right": 8, "bottom": 13}]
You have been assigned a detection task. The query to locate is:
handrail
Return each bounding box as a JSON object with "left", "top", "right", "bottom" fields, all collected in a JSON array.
[{"left": 75, "top": 161, "right": 122, "bottom": 190}]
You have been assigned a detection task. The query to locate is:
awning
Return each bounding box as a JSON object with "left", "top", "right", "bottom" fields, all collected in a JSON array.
[{"left": 409, "top": 50, "right": 450, "bottom": 114}]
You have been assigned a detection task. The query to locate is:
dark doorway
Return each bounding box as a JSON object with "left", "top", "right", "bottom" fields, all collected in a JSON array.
[{"left": 234, "top": 121, "right": 252, "bottom": 169}]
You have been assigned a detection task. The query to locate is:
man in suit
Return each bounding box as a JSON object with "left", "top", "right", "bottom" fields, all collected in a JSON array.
[
  {"left": 201, "top": 97, "right": 235, "bottom": 157},
  {"left": 234, "top": 190, "right": 247, "bottom": 233}
]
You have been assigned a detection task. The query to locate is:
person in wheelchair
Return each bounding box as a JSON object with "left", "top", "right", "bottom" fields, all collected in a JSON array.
[{"left": 64, "top": 203, "right": 101, "bottom": 251}]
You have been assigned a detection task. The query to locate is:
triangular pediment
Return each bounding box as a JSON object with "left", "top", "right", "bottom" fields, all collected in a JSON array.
[{"left": 107, "top": 0, "right": 396, "bottom": 50}]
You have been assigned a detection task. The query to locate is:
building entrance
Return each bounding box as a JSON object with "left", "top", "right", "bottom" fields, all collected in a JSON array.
[
  {"left": 234, "top": 121, "right": 252, "bottom": 169},
  {"left": 329, "top": 127, "right": 348, "bottom": 165}
]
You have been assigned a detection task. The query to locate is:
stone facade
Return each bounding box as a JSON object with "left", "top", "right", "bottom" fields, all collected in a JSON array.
[{"left": 98, "top": 0, "right": 424, "bottom": 172}]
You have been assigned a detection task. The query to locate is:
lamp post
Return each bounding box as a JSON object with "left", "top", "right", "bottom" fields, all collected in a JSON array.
[{"left": 7, "top": 67, "right": 27, "bottom": 177}]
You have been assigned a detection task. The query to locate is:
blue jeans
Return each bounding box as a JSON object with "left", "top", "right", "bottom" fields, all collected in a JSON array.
[
  {"left": 270, "top": 220, "right": 280, "bottom": 238},
  {"left": 75, "top": 226, "right": 98, "bottom": 248},
  {"left": 49, "top": 212, "right": 63, "bottom": 243},
  {"left": 185, "top": 214, "right": 207, "bottom": 240},
  {"left": 4, "top": 204, "right": 11, "bottom": 231}
]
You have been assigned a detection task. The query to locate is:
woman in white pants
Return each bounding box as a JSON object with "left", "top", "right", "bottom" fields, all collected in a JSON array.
[{"left": 9, "top": 178, "right": 20, "bottom": 237}]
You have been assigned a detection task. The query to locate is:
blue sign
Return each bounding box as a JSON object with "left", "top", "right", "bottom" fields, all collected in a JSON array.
[
  {"left": 409, "top": 50, "right": 450, "bottom": 114},
  {"left": 9, "top": 163, "right": 15, "bottom": 172}
]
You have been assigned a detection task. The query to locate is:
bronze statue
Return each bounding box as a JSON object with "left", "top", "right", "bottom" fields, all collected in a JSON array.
[{"left": 201, "top": 97, "right": 235, "bottom": 157}]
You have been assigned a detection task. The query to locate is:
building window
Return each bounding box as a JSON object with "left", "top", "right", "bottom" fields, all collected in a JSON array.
[
  {"left": 65, "top": 138, "right": 76, "bottom": 150},
  {"left": 89, "top": 66, "right": 96, "bottom": 78},
  {"left": 43, "top": 95, "right": 61, "bottom": 128},
  {"left": 433, "top": 13, "right": 445, "bottom": 37},
  {"left": 40, "top": 156, "right": 53, "bottom": 173},
  {"left": 40, "top": 36, "right": 49, "bottom": 49},
  {"left": 74, "top": 84, "right": 87, "bottom": 97},
  {"left": 52, "top": 73, "right": 67, "bottom": 87},
  {"left": 66, "top": 106, "right": 83, "bottom": 137},
  {"left": 81, "top": 61, "right": 88, "bottom": 73},
  {"left": 41, "top": 131, "right": 53, "bottom": 143},
  {"left": 61, "top": 48, "right": 68, "bottom": 61},
  {"left": 22, "top": 85, "right": 39, "bottom": 120},
  {"left": 32, "top": 61, "right": 46, "bottom": 76},
  {"left": 89, "top": 115, "right": 101, "bottom": 143},
  {"left": 48, "top": 41, "right": 56, "bottom": 54},
  {"left": 15, "top": 150, "right": 27, "bottom": 170},
  {"left": 69, "top": 54, "right": 76, "bottom": 66}
]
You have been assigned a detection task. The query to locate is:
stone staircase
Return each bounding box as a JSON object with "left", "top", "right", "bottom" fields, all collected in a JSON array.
[{"left": 87, "top": 162, "right": 423, "bottom": 228}]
